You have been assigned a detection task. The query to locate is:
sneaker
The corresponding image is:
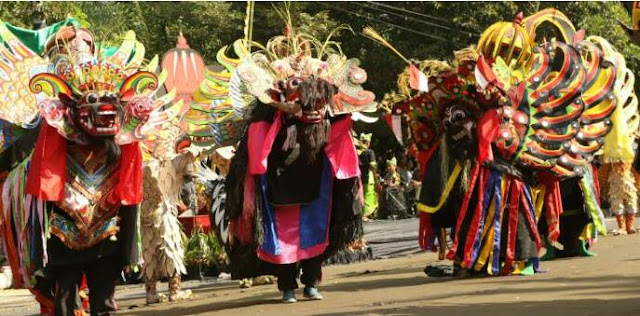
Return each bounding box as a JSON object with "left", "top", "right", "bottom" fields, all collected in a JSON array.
[
  {"left": 282, "top": 290, "right": 297, "bottom": 303},
  {"left": 303, "top": 287, "right": 323, "bottom": 300}
]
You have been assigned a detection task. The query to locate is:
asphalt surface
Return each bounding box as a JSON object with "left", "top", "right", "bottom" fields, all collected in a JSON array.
[{"left": 0, "top": 218, "right": 635, "bottom": 316}]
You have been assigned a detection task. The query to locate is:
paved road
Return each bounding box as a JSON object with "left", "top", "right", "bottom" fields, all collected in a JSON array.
[
  {"left": 118, "top": 233, "right": 640, "bottom": 316},
  {"left": 1, "top": 220, "right": 636, "bottom": 316}
]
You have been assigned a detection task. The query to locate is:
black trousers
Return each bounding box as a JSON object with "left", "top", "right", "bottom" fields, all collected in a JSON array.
[
  {"left": 52, "top": 255, "right": 121, "bottom": 316},
  {"left": 276, "top": 256, "right": 323, "bottom": 291}
]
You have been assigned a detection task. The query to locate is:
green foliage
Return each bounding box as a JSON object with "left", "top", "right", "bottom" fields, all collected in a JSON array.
[
  {"left": 2, "top": 1, "right": 639, "bottom": 94},
  {"left": 182, "top": 227, "right": 226, "bottom": 268},
  {"left": 78, "top": 2, "right": 243, "bottom": 61},
  {"left": 3, "top": 1, "right": 636, "bottom": 152},
  {"left": 546, "top": 2, "right": 640, "bottom": 87},
  {"left": 0, "top": 2, "right": 88, "bottom": 28}
]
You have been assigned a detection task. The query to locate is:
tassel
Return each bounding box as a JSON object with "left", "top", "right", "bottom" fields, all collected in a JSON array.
[
  {"left": 236, "top": 173, "right": 255, "bottom": 245},
  {"left": 473, "top": 171, "right": 503, "bottom": 271},
  {"left": 362, "top": 27, "right": 411, "bottom": 64},
  {"left": 1, "top": 175, "right": 22, "bottom": 288},
  {"left": 418, "top": 213, "right": 435, "bottom": 250},
  {"left": 580, "top": 168, "right": 607, "bottom": 235}
]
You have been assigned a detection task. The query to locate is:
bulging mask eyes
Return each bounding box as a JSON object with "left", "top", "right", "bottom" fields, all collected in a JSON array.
[
  {"left": 86, "top": 93, "right": 99, "bottom": 104},
  {"left": 287, "top": 77, "right": 302, "bottom": 90}
]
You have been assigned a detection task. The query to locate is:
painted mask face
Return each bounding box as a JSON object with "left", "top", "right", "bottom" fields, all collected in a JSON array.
[
  {"left": 69, "top": 92, "right": 123, "bottom": 138},
  {"left": 128, "top": 96, "right": 154, "bottom": 121},
  {"left": 295, "top": 77, "right": 336, "bottom": 124},
  {"left": 443, "top": 104, "right": 475, "bottom": 143}
]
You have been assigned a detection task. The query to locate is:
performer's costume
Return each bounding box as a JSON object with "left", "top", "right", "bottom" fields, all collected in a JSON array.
[
  {"left": 357, "top": 133, "right": 378, "bottom": 218},
  {"left": 0, "top": 19, "right": 182, "bottom": 315},
  {"left": 140, "top": 125, "right": 198, "bottom": 304},
  {"left": 136, "top": 31, "right": 220, "bottom": 306},
  {"left": 217, "top": 20, "right": 376, "bottom": 302},
  {"left": 369, "top": 9, "right": 617, "bottom": 275},
  {"left": 540, "top": 176, "right": 596, "bottom": 259},
  {"left": 605, "top": 1, "right": 640, "bottom": 236}
]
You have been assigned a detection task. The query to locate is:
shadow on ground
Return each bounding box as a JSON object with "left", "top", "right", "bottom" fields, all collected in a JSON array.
[
  {"left": 312, "top": 297, "right": 640, "bottom": 316},
  {"left": 119, "top": 272, "right": 640, "bottom": 316}
]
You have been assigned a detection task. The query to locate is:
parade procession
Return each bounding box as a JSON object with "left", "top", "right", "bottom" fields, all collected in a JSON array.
[{"left": 1, "top": 1, "right": 640, "bottom": 315}]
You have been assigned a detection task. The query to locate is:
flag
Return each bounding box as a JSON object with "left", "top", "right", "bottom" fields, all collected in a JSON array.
[
  {"left": 409, "top": 63, "right": 429, "bottom": 92},
  {"left": 384, "top": 113, "right": 404, "bottom": 145},
  {"left": 474, "top": 55, "right": 498, "bottom": 89}
]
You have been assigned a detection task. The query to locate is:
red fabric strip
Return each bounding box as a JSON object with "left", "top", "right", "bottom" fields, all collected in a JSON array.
[
  {"left": 248, "top": 112, "right": 283, "bottom": 176},
  {"left": 117, "top": 142, "right": 143, "bottom": 205},
  {"left": 418, "top": 212, "right": 433, "bottom": 250},
  {"left": 539, "top": 172, "right": 562, "bottom": 243},
  {"left": 591, "top": 164, "right": 601, "bottom": 203},
  {"left": 324, "top": 116, "right": 360, "bottom": 179},
  {"left": 462, "top": 166, "right": 489, "bottom": 268},
  {"left": 476, "top": 109, "right": 500, "bottom": 164},
  {"left": 418, "top": 143, "right": 440, "bottom": 180},
  {"left": 26, "top": 123, "right": 66, "bottom": 201},
  {"left": 502, "top": 178, "right": 521, "bottom": 275}
]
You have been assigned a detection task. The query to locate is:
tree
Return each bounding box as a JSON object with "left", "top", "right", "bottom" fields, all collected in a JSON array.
[
  {"left": 0, "top": 2, "right": 87, "bottom": 28},
  {"left": 1, "top": 1, "right": 638, "bottom": 94},
  {"left": 313, "top": 1, "right": 640, "bottom": 95},
  {"left": 78, "top": 2, "right": 243, "bottom": 62}
]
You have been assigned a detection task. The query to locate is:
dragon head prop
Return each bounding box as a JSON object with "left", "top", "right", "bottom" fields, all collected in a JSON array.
[
  {"left": 385, "top": 54, "right": 505, "bottom": 157},
  {"left": 378, "top": 9, "right": 622, "bottom": 178}
]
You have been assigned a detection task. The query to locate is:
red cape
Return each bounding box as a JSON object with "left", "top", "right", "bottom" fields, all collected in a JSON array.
[{"left": 26, "top": 122, "right": 143, "bottom": 205}]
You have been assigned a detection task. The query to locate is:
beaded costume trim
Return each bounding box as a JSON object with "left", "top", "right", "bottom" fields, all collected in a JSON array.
[
  {"left": 49, "top": 213, "right": 120, "bottom": 250},
  {"left": 52, "top": 144, "right": 121, "bottom": 248}
]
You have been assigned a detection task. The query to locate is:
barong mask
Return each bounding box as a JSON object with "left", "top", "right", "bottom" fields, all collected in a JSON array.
[
  {"left": 232, "top": 24, "right": 376, "bottom": 122},
  {"left": 29, "top": 30, "right": 182, "bottom": 146},
  {"left": 178, "top": 20, "right": 379, "bottom": 156},
  {"left": 443, "top": 104, "right": 477, "bottom": 153},
  {"left": 30, "top": 62, "right": 157, "bottom": 143},
  {"left": 383, "top": 56, "right": 495, "bottom": 155}
]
